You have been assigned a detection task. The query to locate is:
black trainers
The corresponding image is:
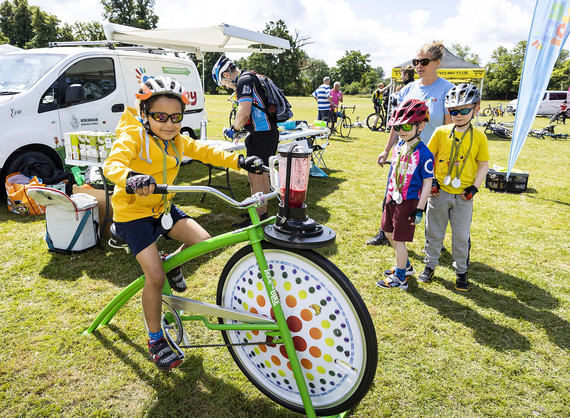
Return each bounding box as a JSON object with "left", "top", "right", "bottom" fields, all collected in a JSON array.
[
  {"left": 366, "top": 230, "right": 390, "bottom": 246},
  {"left": 161, "top": 252, "right": 187, "bottom": 292},
  {"left": 418, "top": 267, "right": 435, "bottom": 284},
  {"left": 455, "top": 272, "right": 469, "bottom": 291},
  {"left": 232, "top": 212, "right": 268, "bottom": 228},
  {"left": 148, "top": 338, "right": 183, "bottom": 371}
]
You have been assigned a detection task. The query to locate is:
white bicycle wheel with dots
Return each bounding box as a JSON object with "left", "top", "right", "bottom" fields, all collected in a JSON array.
[{"left": 216, "top": 242, "right": 377, "bottom": 416}]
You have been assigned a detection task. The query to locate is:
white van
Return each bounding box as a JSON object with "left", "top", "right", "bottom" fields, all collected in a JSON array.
[
  {"left": 0, "top": 46, "right": 206, "bottom": 187},
  {"left": 507, "top": 90, "right": 568, "bottom": 116}
]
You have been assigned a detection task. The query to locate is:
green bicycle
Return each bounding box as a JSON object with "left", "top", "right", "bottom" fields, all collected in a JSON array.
[
  {"left": 329, "top": 105, "right": 355, "bottom": 138},
  {"left": 85, "top": 149, "right": 378, "bottom": 417}
]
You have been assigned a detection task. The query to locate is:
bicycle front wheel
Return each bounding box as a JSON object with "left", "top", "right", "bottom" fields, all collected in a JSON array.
[
  {"left": 339, "top": 116, "right": 352, "bottom": 138},
  {"left": 483, "top": 108, "right": 493, "bottom": 117},
  {"left": 216, "top": 243, "right": 377, "bottom": 416}
]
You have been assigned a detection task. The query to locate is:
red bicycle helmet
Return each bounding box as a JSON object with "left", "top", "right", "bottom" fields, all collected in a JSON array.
[{"left": 388, "top": 99, "right": 430, "bottom": 127}]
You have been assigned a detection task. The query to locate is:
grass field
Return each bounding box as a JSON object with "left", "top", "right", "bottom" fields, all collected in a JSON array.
[{"left": 0, "top": 95, "right": 569, "bottom": 417}]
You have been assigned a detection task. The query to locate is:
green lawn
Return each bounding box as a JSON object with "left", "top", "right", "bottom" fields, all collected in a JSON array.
[{"left": 0, "top": 95, "right": 568, "bottom": 417}]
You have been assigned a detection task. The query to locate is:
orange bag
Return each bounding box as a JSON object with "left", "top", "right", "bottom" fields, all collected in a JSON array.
[{"left": 5, "top": 172, "right": 46, "bottom": 215}]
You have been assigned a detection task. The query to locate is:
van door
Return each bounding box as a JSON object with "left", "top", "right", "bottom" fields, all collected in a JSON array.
[{"left": 56, "top": 57, "right": 128, "bottom": 137}]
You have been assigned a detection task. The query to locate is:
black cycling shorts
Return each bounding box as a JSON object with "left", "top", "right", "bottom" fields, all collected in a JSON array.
[{"left": 245, "top": 128, "right": 279, "bottom": 165}]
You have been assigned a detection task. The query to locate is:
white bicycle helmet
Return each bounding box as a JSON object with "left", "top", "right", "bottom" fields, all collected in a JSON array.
[
  {"left": 135, "top": 76, "right": 190, "bottom": 104},
  {"left": 212, "top": 54, "right": 235, "bottom": 86},
  {"left": 445, "top": 83, "right": 481, "bottom": 108}
]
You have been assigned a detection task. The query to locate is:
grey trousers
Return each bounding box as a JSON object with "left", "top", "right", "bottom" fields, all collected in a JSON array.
[{"left": 424, "top": 190, "right": 472, "bottom": 274}]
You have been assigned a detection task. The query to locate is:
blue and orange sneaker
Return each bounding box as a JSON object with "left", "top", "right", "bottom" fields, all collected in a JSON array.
[{"left": 376, "top": 274, "right": 408, "bottom": 290}]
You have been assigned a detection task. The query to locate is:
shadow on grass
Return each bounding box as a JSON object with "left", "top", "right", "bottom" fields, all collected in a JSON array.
[
  {"left": 93, "top": 325, "right": 300, "bottom": 417},
  {"left": 407, "top": 251, "right": 568, "bottom": 351},
  {"left": 525, "top": 193, "right": 570, "bottom": 207}
]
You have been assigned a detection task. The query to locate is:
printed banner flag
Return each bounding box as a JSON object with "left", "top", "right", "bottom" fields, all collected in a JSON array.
[{"left": 508, "top": 0, "right": 570, "bottom": 175}]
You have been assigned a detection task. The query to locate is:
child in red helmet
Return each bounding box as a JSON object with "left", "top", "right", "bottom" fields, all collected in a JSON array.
[{"left": 376, "top": 99, "right": 434, "bottom": 290}]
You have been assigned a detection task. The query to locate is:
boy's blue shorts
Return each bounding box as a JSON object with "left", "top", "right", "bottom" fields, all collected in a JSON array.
[{"left": 114, "top": 204, "right": 190, "bottom": 256}]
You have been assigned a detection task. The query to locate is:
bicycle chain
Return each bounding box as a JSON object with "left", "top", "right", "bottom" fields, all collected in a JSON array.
[{"left": 180, "top": 340, "right": 282, "bottom": 349}]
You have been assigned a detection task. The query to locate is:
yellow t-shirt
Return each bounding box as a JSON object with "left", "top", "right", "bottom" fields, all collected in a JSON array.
[{"left": 428, "top": 124, "right": 489, "bottom": 194}]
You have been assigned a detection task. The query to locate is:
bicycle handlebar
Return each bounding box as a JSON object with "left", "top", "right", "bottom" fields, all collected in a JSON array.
[{"left": 154, "top": 185, "right": 279, "bottom": 209}]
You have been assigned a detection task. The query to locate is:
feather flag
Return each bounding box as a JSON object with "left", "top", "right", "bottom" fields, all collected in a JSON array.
[{"left": 507, "top": 0, "right": 570, "bottom": 175}]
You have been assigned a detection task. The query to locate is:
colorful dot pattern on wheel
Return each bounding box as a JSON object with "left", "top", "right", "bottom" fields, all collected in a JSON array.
[{"left": 221, "top": 250, "right": 366, "bottom": 408}]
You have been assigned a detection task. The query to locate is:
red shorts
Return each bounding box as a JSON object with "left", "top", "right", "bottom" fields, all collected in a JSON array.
[{"left": 381, "top": 198, "right": 419, "bottom": 242}]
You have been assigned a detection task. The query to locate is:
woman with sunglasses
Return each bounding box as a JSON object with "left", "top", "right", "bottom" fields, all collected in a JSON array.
[
  {"left": 103, "top": 76, "right": 263, "bottom": 371},
  {"left": 367, "top": 41, "right": 454, "bottom": 246}
]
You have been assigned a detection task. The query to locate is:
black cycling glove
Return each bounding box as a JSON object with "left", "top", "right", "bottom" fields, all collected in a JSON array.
[
  {"left": 462, "top": 185, "right": 478, "bottom": 200},
  {"left": 409, "top": 208, "right": 425, "bottom": 225},
  {"left": 431, "top": 179, "right": 440, "bottom": 196},
  {"left": 238, "top": 155, "right": 264, "bottom": 174},
  {"left": 125, "top": 171, "right": 157, "bottom": 193}
]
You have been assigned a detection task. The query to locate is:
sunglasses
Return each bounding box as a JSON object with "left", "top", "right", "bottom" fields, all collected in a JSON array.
[
  {"left": 412, "top": 58, "right": 435, "bottom": 66},
  {"left": 148, "top": 111, "right": 184, "bottom": 123},
  {"left": 448, "top": 108, "right": 474, "bottom": 116},
  {"left": 392, "top": 123, "right": 416, "bottom": 132}
]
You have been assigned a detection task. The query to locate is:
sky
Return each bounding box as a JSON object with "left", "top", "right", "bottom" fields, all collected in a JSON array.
[{"left": 25, "top": 0, "right": 568, "bottom": 72}]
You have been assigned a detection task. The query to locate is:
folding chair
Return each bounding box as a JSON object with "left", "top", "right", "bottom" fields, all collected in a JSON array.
[{"left": 308, "top": 133, "right": 330, "bottom": 169}]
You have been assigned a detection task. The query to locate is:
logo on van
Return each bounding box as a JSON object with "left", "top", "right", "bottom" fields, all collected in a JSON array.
[
  {"left": 10, "top": 108, "right": 22, "bottom": 117},
  {"left": 135, "top": 67, "right": 151, "bottom": 83}
]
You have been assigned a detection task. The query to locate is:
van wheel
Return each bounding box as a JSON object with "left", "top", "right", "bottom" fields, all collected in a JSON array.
[{"left": 4, "top": 150, "right": 59, "bottom": 181}]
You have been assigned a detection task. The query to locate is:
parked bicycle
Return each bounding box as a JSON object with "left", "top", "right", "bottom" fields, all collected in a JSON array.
[
  {"left": 329, "top": 105, "right": 355, "bottom": 138},
  {"left": 85, "top": 150, "right": 378, "bottom": 417},
  {"left": 228, "top": 92, "right": 238, "bottom": 127},
  {"left": 528, "top": 124, "right": 568, "bottom": 140},
  {"left": 482, "top": 103, "right": 510, "bottom": 118},
  {"left": 549, "top": 109, "right": 569, "bottom": 124},
  {"left": 366, "top": 101, "right": 388, "bottom": 131},
  {"left": 483, "top": 118, "right": 512, "bottom": 139}
]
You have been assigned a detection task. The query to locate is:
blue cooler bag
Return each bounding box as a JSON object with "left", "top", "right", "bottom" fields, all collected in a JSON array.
[{"left": 27, "top": 186, "right": 100, "bottom": 253}]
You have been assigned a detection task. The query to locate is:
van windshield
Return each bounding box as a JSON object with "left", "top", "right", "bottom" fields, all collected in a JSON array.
[{"left": 0, "top": 53, "right": 63, "bottom": 94}]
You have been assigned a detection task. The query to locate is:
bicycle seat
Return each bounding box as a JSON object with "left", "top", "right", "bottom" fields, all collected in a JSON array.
[{"left": 109, "top": 223, "right": 127, "bottom": 248}]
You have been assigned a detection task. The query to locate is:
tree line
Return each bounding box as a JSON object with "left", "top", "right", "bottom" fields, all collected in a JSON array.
[{"left": 1, "top": 0, "right": 568, "bottom": 100}]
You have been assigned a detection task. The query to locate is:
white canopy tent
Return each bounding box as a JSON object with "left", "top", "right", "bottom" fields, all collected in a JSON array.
[{"left": 103, "top": 22, "right": 290, "bottom": 90}]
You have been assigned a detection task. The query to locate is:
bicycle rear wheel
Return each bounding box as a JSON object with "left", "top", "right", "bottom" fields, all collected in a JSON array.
[
  {"left": 483, "top": 108, "right": 493, "bottom": 117},
  {"left": 366, "top": 112, "right": 384, "bottom": 131},
  {"left": 216, "top": 242, "right": 377, "bottom": 416},
  {"left": 339, "top": 116, "right": 352, "bottom": 138},
  {"left": 228, "top": 108, "right": 237, "bottom": 130}
]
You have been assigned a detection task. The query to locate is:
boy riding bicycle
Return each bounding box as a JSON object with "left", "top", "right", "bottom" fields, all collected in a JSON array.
[{"left": 103, "top": 76, "right": 262, "bottom": 371}]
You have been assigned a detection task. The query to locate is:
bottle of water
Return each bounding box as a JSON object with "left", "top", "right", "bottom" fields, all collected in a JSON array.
[{"left": 200, "top": 119, "right": 207, "bottom": 140}]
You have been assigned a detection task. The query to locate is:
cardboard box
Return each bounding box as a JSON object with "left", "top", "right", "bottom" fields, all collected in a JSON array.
[{"left": 73, "top": 185, "right": 113, "bottom": 240}]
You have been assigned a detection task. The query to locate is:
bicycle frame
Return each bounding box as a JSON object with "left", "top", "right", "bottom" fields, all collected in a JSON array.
[{"left": 83, "top": 186, "right": 323, "bottom": 417}]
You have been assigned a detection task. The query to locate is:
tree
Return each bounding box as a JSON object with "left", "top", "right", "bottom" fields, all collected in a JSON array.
[
  {"left": 73, "top": 21, "right": 105, "bottom": 42},
  {"left": 0, "top": 0, "right": 33, "bottom": 47},
  {"left": 450, "top": 43, "right": 481, "bottom": 66},
  {"left": 300, "top": 58, "right": 330, "bottom": 95},
  {"left": 334, "top": 50, "right": 372, "bottom": 85},
  {"left": 237, "top": 20, "right": 310, "bottom": 96},
  {"left": 484, "top": 42, "right": 525, "bottom": 100},
  {"left": 101, "top": 0, "right": 158, "bottom": 29},
  {"left": 25, "top": 6, "right": 59, "bottom": 48}
]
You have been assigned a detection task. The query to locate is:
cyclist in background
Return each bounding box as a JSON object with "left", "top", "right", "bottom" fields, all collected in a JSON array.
[
  {"left": 103, "top": 76, "right": 262, "bottom": 371},
  {"left": 329, "top": 81, "right": 344, "bottom": 126},
  {"left": 312, "top": 76, "right": 332, "bottom": 122},
  {"left": 370, "top": 82, "right": 391, "bottom": 131}
]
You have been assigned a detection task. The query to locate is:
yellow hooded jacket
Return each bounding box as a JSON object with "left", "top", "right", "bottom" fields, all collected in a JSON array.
[{"left": 103, "top": 107, "right": 241, "bottom": 223}]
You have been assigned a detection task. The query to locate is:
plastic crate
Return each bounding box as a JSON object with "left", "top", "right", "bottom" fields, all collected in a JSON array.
[{"left": 485, "top": 168, "right": 529, "bottom": 193}]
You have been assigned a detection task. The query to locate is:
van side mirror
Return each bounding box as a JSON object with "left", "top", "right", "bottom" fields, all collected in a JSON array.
[{"left": 65, "top": 84, "right": 85, "bottom": 104}]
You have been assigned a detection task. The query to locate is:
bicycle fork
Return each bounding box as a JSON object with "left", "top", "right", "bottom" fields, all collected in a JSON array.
[{"left": 250, "top": 238, "right": 317, "bottom": 418}]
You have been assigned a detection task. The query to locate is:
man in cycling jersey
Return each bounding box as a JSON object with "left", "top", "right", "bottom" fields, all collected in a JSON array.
[{"left": 212, "top": 54, "right": 279, "bottom": 227}]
